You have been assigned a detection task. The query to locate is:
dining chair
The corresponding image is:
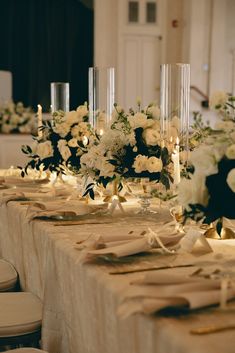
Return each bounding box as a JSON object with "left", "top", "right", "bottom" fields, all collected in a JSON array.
[
  {"left": 0, "top": 292, "right": 42, "bottom": 348},
  {"left": 0, "top": 259, "right": 18, "bottom": 292}
]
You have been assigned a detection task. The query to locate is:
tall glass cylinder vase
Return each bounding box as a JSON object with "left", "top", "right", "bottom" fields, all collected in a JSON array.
[
  {"left": 51, "top": 82, "right": 70, "bottom": 112},
  {"left": 160, "top": 63, "right": 190, "bottom": 163},
  {"left": 88, "top": 67, "right": 115, "bottom": 135}
]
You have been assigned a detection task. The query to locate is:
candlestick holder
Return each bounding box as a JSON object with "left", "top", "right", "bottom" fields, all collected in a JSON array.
[
  {"left": 160, "top": 63, "right": 190, "bottom": 164},
  {"left": 88, "top": 67, "right": 115, "bottom": 134},
  {"left": 51, "top": 82, "right": 70, "bottom": 112}
]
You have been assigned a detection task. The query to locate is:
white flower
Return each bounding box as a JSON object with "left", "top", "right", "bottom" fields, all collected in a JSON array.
[
  {"left": 215, "top": 121, "right": 235, "bottom": 131},
  {"left": 209, "top": 91, "right": 228, "bottom": 108},
  {"left": 142, "top": 128, "right": 160, "bottom": 146},
  {"left": 146, "top": 156, "right": 162, "bottom": 173},
  {"left": 101, "top": 129, "right": 129, "bottom": 152},
  {"left": 230, "top": 131, "right": 235, "bottom": 142},
  {"left": 71, "top": 122, "right": 89, "bottom": 139},
  {"left": 128, "top": 112, "right": 148, "bottom": 129},
  {"left": 147, "top": 105, "right": 160, "bottom": 119},
  {"left": 53, "top": 122, "right": 70, "bottom": 137},
  {"left": 57, "top": 139, "right": 71, "bottom": 161},
  {"left": 1, "top": 124, "right": 12, "bottom": 133},
  {"left": 65, "top": 111, "right": 81, "bottom": 126},
  {"left": 76, "top": 104, "right": 88, "bottom": 118},
  {"left": 68, "top": 138, "right": 78, "bottom": 148},
  {"left": 99, "top": 158, "right": 115, "bottom": 178},
  {"left": 133, "top": 155, "right": 148, "bottom": 173},
  {"left": 178, "top": 173, "right": 209, "bottom": 210},
  {"left": 225, "top": 144, "right": 235, "bottom": 159},
  {"left": 37, "top": 141, "right": 53, "bottom": 160},
  {"left": 226, "top": 168, "right": 235, "bottom": 192},
  {"left": 190, "top": 145, "right": 218, "bottom": 176},
  {"left": 111, "top": 105, "right": 123, "bottom": 120},
  {"left": 11, "top": 114, "right": 20, "bottom": 125}
]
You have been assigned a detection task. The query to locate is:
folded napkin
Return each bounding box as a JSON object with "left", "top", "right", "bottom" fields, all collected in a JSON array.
[
  {"left": 3, "top": 175, "right": 49, "bottom": 186},
  {"left": 76, "top": 222, "right": 184, "bottom": 261},
  {"left": 26, "top": 200, "right": 108, "bottom": 221},
  {"left": 0, "top": 191, "right": 26, "bottom": 206},
  {"left": 118, "top": 266, "right": 235, "bottom": 318}
]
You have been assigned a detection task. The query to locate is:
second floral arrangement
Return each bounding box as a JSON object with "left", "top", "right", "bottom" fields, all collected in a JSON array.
[{"left": 80, "top": 103, "right": 173, "bottom": 196}]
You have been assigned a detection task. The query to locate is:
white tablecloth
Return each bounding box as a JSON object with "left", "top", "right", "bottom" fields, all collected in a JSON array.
[{"left": 1, "top": 200, "right": 235, "bottom": 353}]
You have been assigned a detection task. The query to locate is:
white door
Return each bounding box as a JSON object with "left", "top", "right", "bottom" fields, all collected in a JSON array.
[
  {"left": 210, "top": 0, "right": 235, "bottom": 94},
  {"left": 117, "top": 0, "right": 165, "bottom": 109}
]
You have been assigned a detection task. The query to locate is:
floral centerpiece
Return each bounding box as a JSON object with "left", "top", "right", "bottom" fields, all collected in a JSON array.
[
  {"left": 20, "top": 104, "right": 96, "bottom": 176},
  {"left": 80, "top": 103, "right": 173, "bottom": 197},
  {"left": 0, "top": 101, "right": 35, "bottom": 133},
  {"left": 179, "top": 91, "right": 235, "bottom": 228}
]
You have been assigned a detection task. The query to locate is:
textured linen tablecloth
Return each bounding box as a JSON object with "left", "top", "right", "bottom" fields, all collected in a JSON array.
[{"left": 1, "top": 201, "right": 235, "bottom": 353}]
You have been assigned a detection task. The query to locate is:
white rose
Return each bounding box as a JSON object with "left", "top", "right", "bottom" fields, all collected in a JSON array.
[
  {"left": 1, "top": 124, "right": 11, "bottom": 133},
  {"left": 53, "top": 122, "right": 70, "bottom": 137},
  {"left": 142, "top": 128, "right": 160, "bottom": 146},
  {"left": 2, "top": 114, "right": 9, "bottom": 122},
  {"left": 178, "top": 173, "right": 209, "bottom": 210},
  {"left": 133, "top": 155, "right": 148, "bottom": 173},
  {"left": 209, "top": 91, "right": 228, "bottom": 109},
  {"left": 65, "top": 111, "right": 81, "bottom": 126},
  {"left": 99, "top": 159, "right": 115, "bottom": 178},
  {"left": 225, "top": 144, "right": 235, "bottom": 159},
  {"left": 11, "top": 114, "right": 20, "bottom": 125},
  {"left": 37, "top": 141, "right": 53, "bottom": 160},
  {"left": 215, "top": 121, "right": 235, "bottom": 131},
  {"left": 190, "top": 145, "right": 218, "bottom": 176},
  {"left": 68, "top": 138, "right": 78, "bottom": 148},
  {"left": 146, "top": 156, "right": 162, "bottom": 173},
  {"left": 146, "top": 119, "right": 156, "bottom": 128},
  {"left": 226, "top": 168, "right": 235, "bottom": 192},
  {"left": 76, "top": 104, "right": 89, "bottom": 118},
  {"left": 128, "top": 113, "right": 148, "bottom": 129},
  {"left": 147, "top": 105, "right": 160, "bottom": 119},
  {"left": 230, "top": 131, "right": 235, "bottom": 142},
  {"left": 57, "top": 140, "right": 71, "bottom": 161}
]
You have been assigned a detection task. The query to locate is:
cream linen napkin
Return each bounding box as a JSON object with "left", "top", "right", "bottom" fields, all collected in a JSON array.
[
  {"left": 0, "top": 191, "right": 27, "bottom": 206},
  {"left": 77, "top": 222, "right": 184, "bottom": 261},
  {"left": 26, "top": 200, "right": 108, "bottom": 221},
  {"left": 118, "top": 266, "right": 235, "bottom": 318}
]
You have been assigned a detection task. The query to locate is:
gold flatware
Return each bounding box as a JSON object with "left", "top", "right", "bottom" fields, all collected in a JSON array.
[
  {"left": 109, "top": 263, "right": 194, "bottom": 275},
  {"left": 190, "top": 324, "right": 235, "bottom": 335},
  {"left": 53, "top": 220, "right": 112, "bottom": 226}
]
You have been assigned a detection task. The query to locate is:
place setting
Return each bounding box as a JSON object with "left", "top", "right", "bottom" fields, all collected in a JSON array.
[{"left": 0, "top": 3, "right": 235, "bottom": 353}]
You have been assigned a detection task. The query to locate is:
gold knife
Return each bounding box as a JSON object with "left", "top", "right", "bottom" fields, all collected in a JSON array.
[
  {"left": 190, "top": 324, "right": 235, "bottom": 335},
  {"left": 110, "top": 263, "right": 194, "bottom": 275}
]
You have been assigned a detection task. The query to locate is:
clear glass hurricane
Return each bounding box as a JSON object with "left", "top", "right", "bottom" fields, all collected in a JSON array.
[{"left": 127, "top": 178, "right": 158, "bottom": 215}]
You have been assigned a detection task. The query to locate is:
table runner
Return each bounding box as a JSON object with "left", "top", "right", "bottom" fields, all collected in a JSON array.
[{"left": 1, "top": 201, "right": 235, "bottom": 353}]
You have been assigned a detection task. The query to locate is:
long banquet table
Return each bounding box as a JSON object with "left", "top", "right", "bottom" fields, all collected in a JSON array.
[{"left": 1, "top": 198, "right": 235, "bottom": 353}]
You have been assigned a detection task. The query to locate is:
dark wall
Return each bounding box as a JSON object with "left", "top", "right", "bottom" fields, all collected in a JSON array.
[{"left": 0, "top": 0, "right": 94, "bottom": 111}]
